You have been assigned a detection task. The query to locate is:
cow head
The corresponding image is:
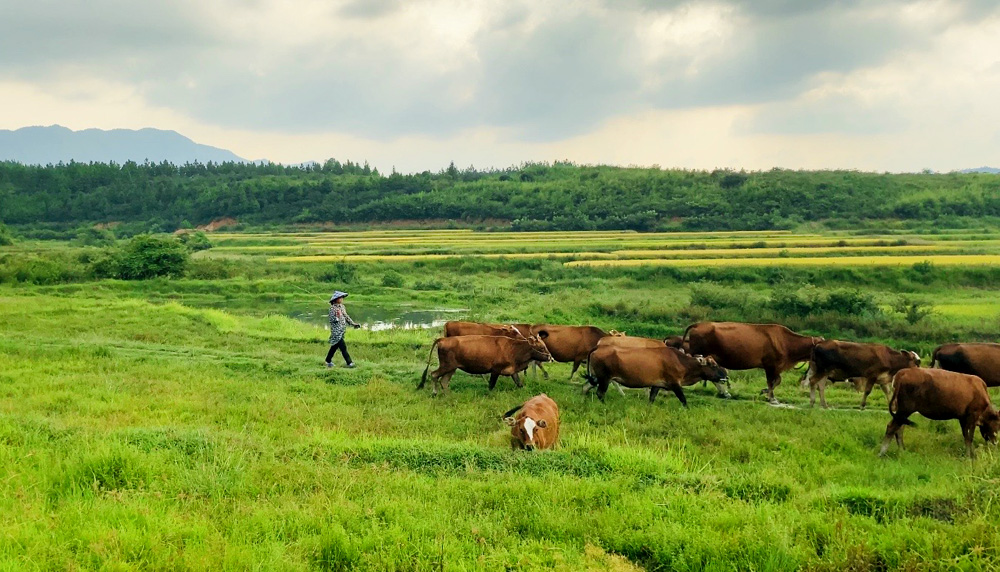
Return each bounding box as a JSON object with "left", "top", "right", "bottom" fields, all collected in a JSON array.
[
  {"left": 695, "top": 355, "right": 729, "bottom": 384},
  {"left": 979, "top": 408, "right": 1000, "bottom": 444},
  {"left": 526, "top": 335, "right": 554, "bottom": 362},
  {"left": 505, "top": 415, "right": 548, "bottom": 451},
  {"left": 906, "top": 351, "right": 921, "bottom": 367}
]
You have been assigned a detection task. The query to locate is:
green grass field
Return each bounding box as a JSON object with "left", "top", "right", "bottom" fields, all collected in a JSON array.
[{"left": 4, "top": 229, "right": 1000, "bottom": 570}]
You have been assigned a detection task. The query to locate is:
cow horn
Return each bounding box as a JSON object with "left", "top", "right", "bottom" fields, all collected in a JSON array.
[{"left": 503, "top": 417, "right": 516, "bottom": 426}]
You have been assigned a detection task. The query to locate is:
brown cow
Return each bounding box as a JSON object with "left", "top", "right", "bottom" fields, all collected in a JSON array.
[
  {"left": 597, "top": 335, "right": 666, "bottom": 350},
  {"left": 418, "top": 335, "right": 553, "bottom": 395},
  {"left": 931, "top": 343, "right": 1000, "bottom": 387},
  {"left": 802, "top": 340, "right": 920, "bottom": 409},
  {"left": 880, "top": 368, "right": 1000, "bottom": 458},
  {"left": 684, "top": 322, "right": 822, "bottom": 403},
  {"left": 444, "top": 321, "right": 548, "bottom": 377},
  {"left": 583, "top": 346, "right": 730, "bottom": 405},
  {"left": 530, "top": 325, "right": 608, "bottom": 379},
  {"left": 503, "top": 394, "right": 560, "bottom": 451}
]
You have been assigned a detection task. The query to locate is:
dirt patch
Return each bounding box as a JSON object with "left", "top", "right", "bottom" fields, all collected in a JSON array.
[{"left": 197, "top": 217, "right": 238, "bottom": 232}]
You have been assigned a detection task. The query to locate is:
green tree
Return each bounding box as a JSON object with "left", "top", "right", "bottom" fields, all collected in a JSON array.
[{"left": 115, "top": 235, "right": 189, "bottom": 280}]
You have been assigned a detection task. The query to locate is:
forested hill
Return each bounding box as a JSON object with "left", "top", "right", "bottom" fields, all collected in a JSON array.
[{"left": 2, "top": 160, "right": 999, "bottom": 232}]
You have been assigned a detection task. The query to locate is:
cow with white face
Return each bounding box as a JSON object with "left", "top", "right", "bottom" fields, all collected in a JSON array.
[{"left": 503, "top": 394, "right": 560, "bottom": 451}]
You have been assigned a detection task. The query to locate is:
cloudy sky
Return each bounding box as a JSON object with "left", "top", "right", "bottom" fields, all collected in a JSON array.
[{"left": 1, "top": 0, "right": 998, "bottom": 172}]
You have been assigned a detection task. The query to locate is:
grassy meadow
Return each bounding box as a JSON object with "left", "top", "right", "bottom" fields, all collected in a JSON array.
[{"left": 4, "top": 228, "right": 1000, "bottom": 570}]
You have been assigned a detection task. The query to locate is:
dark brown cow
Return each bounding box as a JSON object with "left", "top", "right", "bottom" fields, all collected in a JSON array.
[
  {"left": 802, "top": 340, "right": 920, "bottom": 409},
  {"left": 931, "top": 343, "right": 1000, "bottom": 387},
  {"left": 684, "top": 322, "right": 822, "bottom": 403},
  {"left": 880, "top": 368, "right": 1000, "bottom": 458},
  {"left": 418, "top": 335, "right": 553, "bottom": 395},
  {"left": 530, "top": 325, "right": 608, "bottom": 379},
  {"left": 503, "top": 394, "right": 560, "bottom": 451},
  {"left": 583, "top": 346, "right": 730, "bottom": 405}
]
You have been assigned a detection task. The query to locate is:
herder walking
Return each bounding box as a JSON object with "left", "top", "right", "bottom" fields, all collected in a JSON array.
[{"left": 325, "top": 290, "right": 360, "bottom": 368}]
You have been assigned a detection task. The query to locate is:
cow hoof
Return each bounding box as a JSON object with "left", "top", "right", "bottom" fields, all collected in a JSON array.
[
  {"left": 768, "top": 398, "right": 780, "bottom": 405},
  {"left": 717, "top": 393, "right": 732, "bottom": 399}
]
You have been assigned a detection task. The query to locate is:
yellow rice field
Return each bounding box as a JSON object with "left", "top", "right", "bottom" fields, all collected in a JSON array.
[{"left": 566, "top": 254, "right": 1000, "bottom": 268}]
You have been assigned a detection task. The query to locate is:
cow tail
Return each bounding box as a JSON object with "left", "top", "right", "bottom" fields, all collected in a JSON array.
[
  {"left": 582, "top": 348, "right": 598, "bottom": 386},
  {"left": 888, "top": 387, "right": 916, "bottom": 426},
  {"left": 681, "top": 323, "right": 697, "bottom": 345},
  {"left": 418, "top": 339, "right": 440, "bottom": 389}
]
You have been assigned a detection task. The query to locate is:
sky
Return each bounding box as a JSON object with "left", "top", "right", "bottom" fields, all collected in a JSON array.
[{"left": 1, "top": 0, "right": 998, "bottom": 172}]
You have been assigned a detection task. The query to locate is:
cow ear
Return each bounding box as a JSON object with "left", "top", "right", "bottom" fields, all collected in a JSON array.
[
  {"left": 910, "top": 351, "right": 921, "bottom": 363},
  {"left": 503, "top": 417, "right": 516, "bottom": 426},
  {"left": 536, "top": 419, "right": 547, "bottom": 428}
]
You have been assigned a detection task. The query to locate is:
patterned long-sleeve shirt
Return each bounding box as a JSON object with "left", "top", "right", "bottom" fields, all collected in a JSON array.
[{"left": 328, "top": 303, "right": 357, "bottom": 344}]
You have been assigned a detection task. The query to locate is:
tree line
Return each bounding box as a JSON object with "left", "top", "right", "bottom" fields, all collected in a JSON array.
[{"left": 2, "top": 159, "right": 999, "bottom": 233}]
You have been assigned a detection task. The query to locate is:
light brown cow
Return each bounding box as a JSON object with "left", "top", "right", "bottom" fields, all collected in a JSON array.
[
  {"left": 444, "top": 321, "right": 547, "bottom": 377},
  {"left": 931, "top": 343, "right": 1000, "bottom": 387},
  {"left": 684, "top": 322, "right": 822, "bottom": 403},
  {"left": 503, "top": 394, "right": 560, "bottom": 451},
  {"left": 802, "top": 340, "right": 920, "bottom": 409},
  {"left": 583, "top": 346, "right": 730, "bottom": 405},
  {"left": 530, "top": 325, "right": 608, "bottom": 379},
  {"left": 597, "top": 335, "right": 666, "bottom": 350},
  {"left": 418, "top": 335, "right": 553, "bottom": 395},
  {"left": 880, "top": 368, "right": 1000, "bottom": 458}
]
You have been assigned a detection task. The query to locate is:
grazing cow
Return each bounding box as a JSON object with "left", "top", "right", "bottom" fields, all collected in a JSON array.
[
  {"left": 684, "top": 322, "right": 822, "bottom": 403},
  {"left": 530, "top": 325, "right": 608, "bottom": 379},
  {"left": 597, "top": 335, "right": 666, "bottom": 350},
  {"left": 503, "top": 394, "right": 560, "bottom": 451},
  {"left": 880, "top": 368, "right": 1000, "bottom": 458},
  {"left": 802, "top": 340, "right": 920, "bottom": 409},
  {"left": 418, "top": 335, "right": 553, "bottom": 395},
  {"left": 583, "top": 346, "right": 730, "bottom": 405},
  {"left": 443, "top": 321, "right": 547, "bottom": 377},
  {"left": 931, "top": 343, "right": 1000, "bottom": 387}
]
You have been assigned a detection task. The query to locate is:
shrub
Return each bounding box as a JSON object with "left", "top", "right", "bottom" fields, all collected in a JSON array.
[
  {"left": 381, "top": 270, "right": 405, "bottom": 288},
  {"left": 92, "top": 235, "right": 189, "bottom": 280},
  {"left": 74, "top": 227, "right": 116, "bottom": 247},
  {"left": 0, "top": 223, "right": 13, "bottom": 246},
  {"left": 178, "top": 231, "right": 213, "bottom": 251}
]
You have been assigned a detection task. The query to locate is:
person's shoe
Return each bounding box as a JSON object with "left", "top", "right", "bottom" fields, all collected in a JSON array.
[
  {"left": 325, "top": 362, "right": 333, "bottom": 368},
  {"left": 345, "top": 362, "right": 356, "bottom": 368}
]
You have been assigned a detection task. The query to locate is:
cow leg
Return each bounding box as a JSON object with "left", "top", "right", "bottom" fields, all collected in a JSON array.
[
  {"left": 488, "top": 372, "right": 500, "bottom": 390},
  {"left": 880, "top": 417, "right": 907, "bottom": 456},
  {"left": 438, "top": 371, "right": 455, "bottom": 395},
  {"left": 649, "top": 387, "right": 660, "bottom": 403},
  {"left": 764, "top": 367, "right": 781, "bottom": 403},
  {"left": 596, "top": 379, "right": 611, "bottom": 402},
  {"left": 569, "top": 361, "right": 582, "bottom": 380},
  {"left": 669, "top": 385, "right": 688, "bottom": 408},
  {"left": 512, "top": 372, "right": 524, "bottom": 388},
  {"left": 860, "top": 378, "right": 876, "bottom": 410},
  {"left": 534, "top": 361, "right": 549, "bottom": 379},
  {"left": 962, "top": 418, "right": 977, "bottom": 458}
]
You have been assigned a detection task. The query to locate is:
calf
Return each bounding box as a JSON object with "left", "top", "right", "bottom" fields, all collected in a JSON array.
[
  {"left": 931, "top": 343, "right": 1000, "bottom": 387},
  {"left": 803, "top": 340, "right": 920, "bottom": 409},
  {"left": 880, "top": 368, "right": 1000, "bottom": 458},
  {"left": 503, "top": 394, "right": 560, "bottom": 451},
  {"left": 418, "top": 335, "right": 552, "bottom": 395},
  {"left": 583, "top": 346, "right": 730, "bottom": 406}
]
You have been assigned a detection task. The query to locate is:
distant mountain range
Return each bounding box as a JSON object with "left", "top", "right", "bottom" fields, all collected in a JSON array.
[
  {"left": 959, "top": 167, "right": 1000, "bottom": 174},
  {"left": 0, "top": 125, "right": 246, "bottom": 165}
]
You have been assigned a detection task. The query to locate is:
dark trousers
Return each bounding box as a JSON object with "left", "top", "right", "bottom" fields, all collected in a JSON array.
[{"left": 326, "top": 338, "right": 352, "bottom": 364}]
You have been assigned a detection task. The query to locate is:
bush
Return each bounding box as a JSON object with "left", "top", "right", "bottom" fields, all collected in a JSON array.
[
  {"left": 92, "top": 235, "right": 189, "bottom": 280},
  {"left": 0, "top": 224, "right": 13, "bottom": 246},
  {"left": 769, "top": 286, "right": 881, "bottom": 319},
  {"left": 381, "top": 270, "right": 405, "bottom": 288},
  {"left": 178, "top": 231, "right": 213, "bottom": 251},
  {"left": 74, "top": 227, "right": 116, "bottom": 247}
]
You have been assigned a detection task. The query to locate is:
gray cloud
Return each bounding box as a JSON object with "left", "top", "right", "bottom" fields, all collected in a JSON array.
[{"left": 1, "top": 0, "right": 997, "bottom": 141}]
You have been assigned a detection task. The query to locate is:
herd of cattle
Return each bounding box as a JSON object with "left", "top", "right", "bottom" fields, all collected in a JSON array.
[{"left": 418, "top": 320, "right": 1000, "bottom": 457}]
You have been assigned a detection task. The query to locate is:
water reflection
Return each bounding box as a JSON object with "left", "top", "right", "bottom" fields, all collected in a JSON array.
[{"left": 288, "top": 306, "right": 467, "bottom": 332}]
